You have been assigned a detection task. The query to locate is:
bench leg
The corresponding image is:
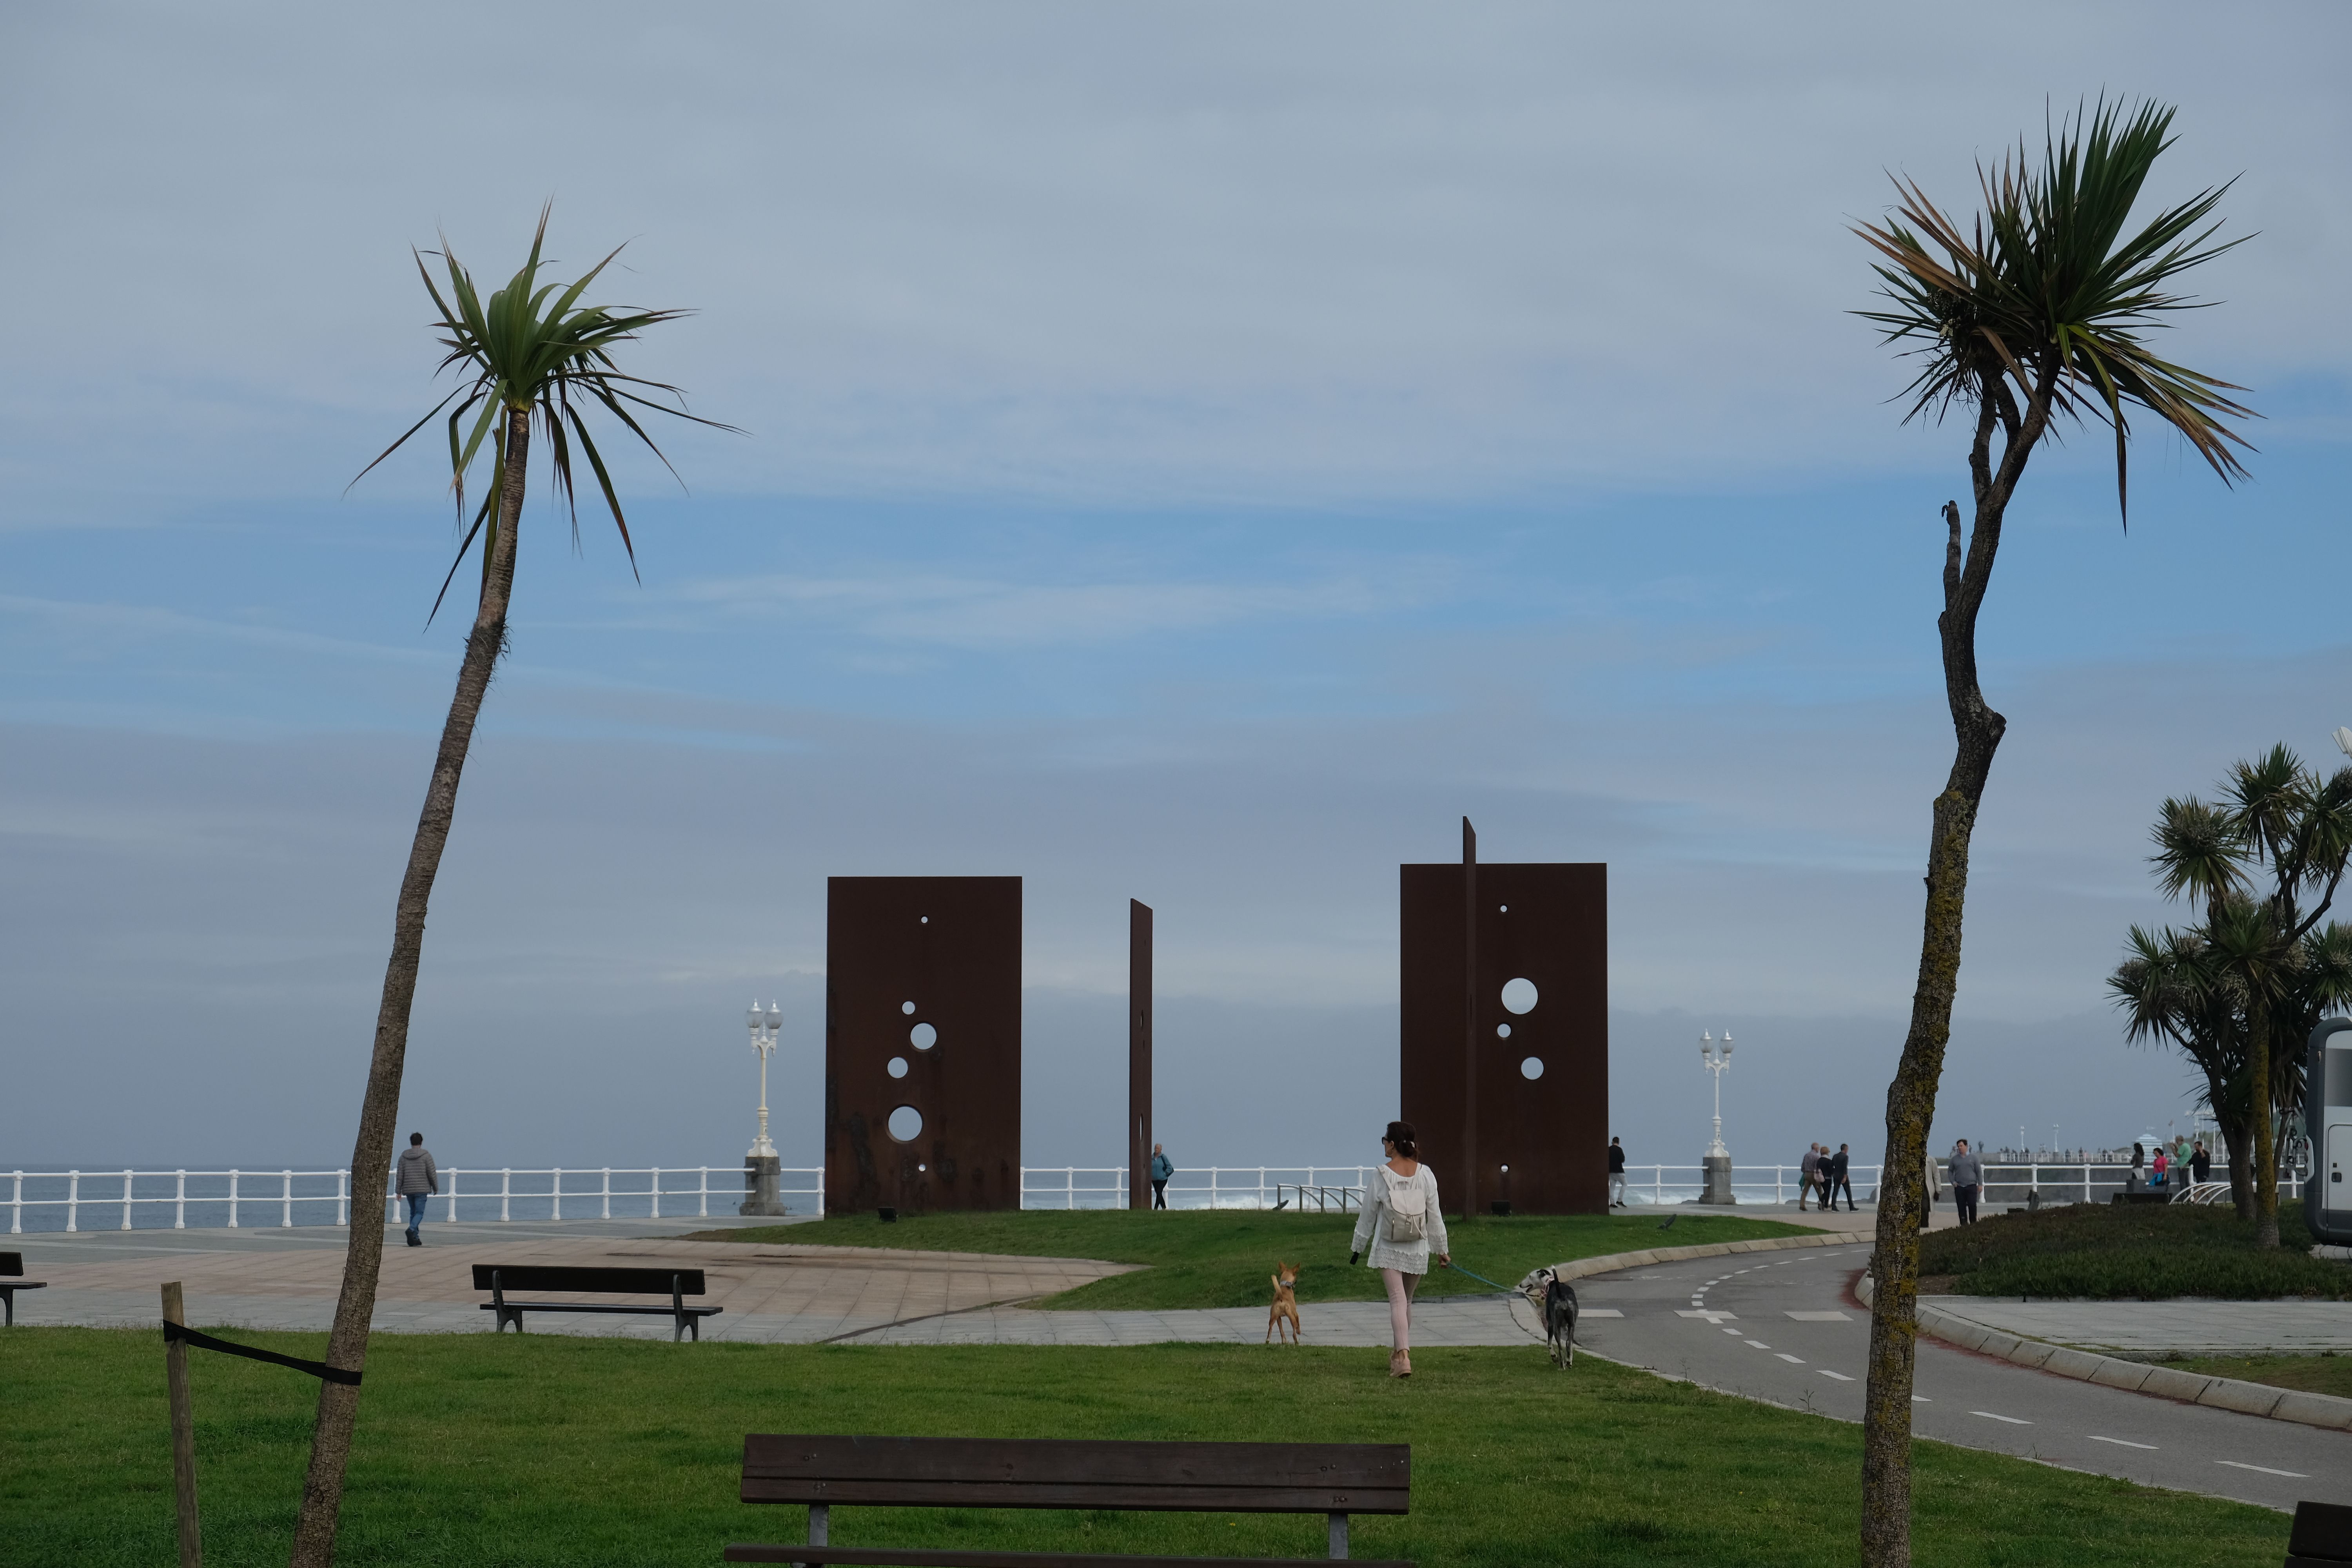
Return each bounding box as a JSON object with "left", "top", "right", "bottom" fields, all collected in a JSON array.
[
  {"left": 2, "top": 1286, "right": 13, "bottom": 1328},
  {"left": 497, "top": 1307, "right": 524, "bottom": 1334},
  {"left": 1328, "top": 1511, "right": 1348, "bottom": 1559}
]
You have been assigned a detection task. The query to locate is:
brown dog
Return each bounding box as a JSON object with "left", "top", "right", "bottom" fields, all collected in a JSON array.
[{"left": 1266, "top": 1261, "right": 1302, "bottom": 1345}]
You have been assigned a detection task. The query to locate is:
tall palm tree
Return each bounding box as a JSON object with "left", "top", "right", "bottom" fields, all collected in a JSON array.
[
  {"left": 1850, "top": 100, "right": 2252, "bottom": 1568},
  {"left": 288, "top": 210, "right": 730, "bottom": 1568},
  {"left": 2109, "top": 924, "right": 2252, "bottom": 1213}
]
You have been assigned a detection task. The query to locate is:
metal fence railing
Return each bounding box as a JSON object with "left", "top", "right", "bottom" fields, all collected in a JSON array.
[{"left": 11, "top": 1159, "right": 2306, "bottom": 1233}]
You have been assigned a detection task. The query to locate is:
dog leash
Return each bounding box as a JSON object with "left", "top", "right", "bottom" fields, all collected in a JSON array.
[{"left": 1440, "top": 1261, "right": 1514, "bottom": 1292}]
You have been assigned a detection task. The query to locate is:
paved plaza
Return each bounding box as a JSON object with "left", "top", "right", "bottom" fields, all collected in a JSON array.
[{"left": 7, "top": 1219, "right": 1541, "bottom": 1347}]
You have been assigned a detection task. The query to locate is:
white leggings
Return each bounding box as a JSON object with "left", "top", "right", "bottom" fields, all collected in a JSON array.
[{"left": 1381, "top": 1268, "right": 1421, "bottom": 1351}]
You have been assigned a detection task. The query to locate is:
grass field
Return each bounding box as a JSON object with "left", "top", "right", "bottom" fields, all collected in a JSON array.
[
  {"left": 691, "top": 1209, "right": 1820, "bottom": 1310},
  {"left": 2, "top": 1326, "right": 2293, "bottom": 1568},
  {"left": 1917, "top": 1199, "right": 2352, "bottom": 1301},
  {"left": 2162, "top": 1350, "right": 2352, "bottom": 1401}
]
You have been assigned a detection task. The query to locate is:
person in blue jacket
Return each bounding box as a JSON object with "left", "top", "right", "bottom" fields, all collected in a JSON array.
[{"left": 1149, "top": 1144, "right": 1174, "bottom": 1209}]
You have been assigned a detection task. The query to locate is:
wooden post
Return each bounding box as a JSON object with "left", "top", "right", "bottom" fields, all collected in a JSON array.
[
  {"left": 160, "top": 1281, "right": 201, "bottom": 1568},
  {"left": 1129, "top": 899, "right": 1154, "bottom": 1211}
]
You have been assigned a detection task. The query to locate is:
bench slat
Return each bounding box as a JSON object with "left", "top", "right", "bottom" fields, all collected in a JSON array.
[
  {"left": 742, "top": 1479, "right": 1408, "bottom": 1514},
  {"left": 745, "top": 1436, "right": 1408, "bottom": 1495},
  {"left": 478, "top": 1301, "right": 722, "bottom": 1316},
  {"left": 471, "top": 1265, "right": 706, "bottom": 1295},
  {"left": 726, "top": 1546, "right": 1414, "bottom": 1568},
  {"left": 2292, "top": 1500, "right": 2352, "bottom": 1562},
  {"left": 0, "top": 1252, "right": 28, "bottom": 1278}
]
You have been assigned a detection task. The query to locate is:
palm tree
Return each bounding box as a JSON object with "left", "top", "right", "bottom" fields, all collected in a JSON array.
[
  {"left": 288, "top": 210, "right": 730, "bottom": 1568},
  {"left": 2109, "top": 924, "right": 2252, "bottom": 1213},
  {"left": 1850, "top": 100, "right": 2253, "bottom": 1568}
]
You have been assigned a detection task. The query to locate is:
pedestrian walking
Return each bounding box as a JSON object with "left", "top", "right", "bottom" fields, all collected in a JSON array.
[
  {"left": 1949, "top": 1138, "right": 1982, "bottom": 1225},
  {"left": 396, "top": 1132, "right": 437, "bottom": 1247},
  {"left": 1798, "top": 1143, "right": 1821, "bottom": 1210},
  {"left": 1148, "top": 1143, "right": 1173, "bottom": 1210},
  {"left": 1828, "top": 1143, "right": 1856, "bottom": 1211},
  {"left": 1919, "top": 1146, "right": 1942, "bottom": 1230},
  {"left": 1348, "top": 1120, "right": 1449, "bottom": 1379},
  {"left": 2151, "top": 1146, "right": 2169, "bottom": 1189},
  {"left": 1606, "top": 1136, "right": 1628, "bottom": 1208},
  {"left": 2191, "top": 1141, "right": 2212, "bottom": 1184}
]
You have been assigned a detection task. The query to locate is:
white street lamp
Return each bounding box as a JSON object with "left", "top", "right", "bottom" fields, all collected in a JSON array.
[
  {"left": 1698, "top": 1031, "right": 1736, "bottom": 1205},
  {"left": 746, "top": 1000, "right": 781, "bottom": 1160}
]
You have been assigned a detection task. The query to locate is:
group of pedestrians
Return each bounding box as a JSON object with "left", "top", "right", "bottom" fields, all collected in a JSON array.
[
  {"left": 1798, "top": 1142, "right": 1855, "bottom": 1211},
  {"left": 2131, "top": 1136, "right": 2213, "bottom": 1190}
]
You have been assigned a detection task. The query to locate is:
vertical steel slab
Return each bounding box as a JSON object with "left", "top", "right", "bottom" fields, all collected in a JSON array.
[
  {"left": 1400, "top": 862, "right": 1607, "bottom": 1215},
  {"left": 1128, "top": 899, "right": 1153, "bottom": 1210},
  {"left": 826, "top": 877, "right": 1022, "bottom": 1214}
]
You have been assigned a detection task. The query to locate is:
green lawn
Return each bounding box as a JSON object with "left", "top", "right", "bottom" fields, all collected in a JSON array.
[
  {"left": 1917, "top": 1200, "right": 2352, "bottom": 1301},
  {"left": 691, "top": 1209, "right": 1823, "bottom": 1311},
  {"left": 1, "top": 1327, "right": 2290, "bottom": 1568},
  {"left": 2163, "top": 1350, "right": 2352, "bottom": 1401}
]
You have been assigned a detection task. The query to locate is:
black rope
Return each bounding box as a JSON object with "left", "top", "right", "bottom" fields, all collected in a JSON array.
[{"left": 162, "top": 1319, "right": 361, "bottom": 1386}]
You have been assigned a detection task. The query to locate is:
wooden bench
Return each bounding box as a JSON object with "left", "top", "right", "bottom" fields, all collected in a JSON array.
[
  {"left": 0, "top": 1251, "right": 45, "bottom": 1326},
  {"left": 470, "top": 1264, "right": 721, "bottom": 1342},
  {"left": 2290, "top": 1500, "right": 2352, "bottom": 1567},
  {"left": 725, "top": 1434, "right": 1412, "bottom": 1566}
]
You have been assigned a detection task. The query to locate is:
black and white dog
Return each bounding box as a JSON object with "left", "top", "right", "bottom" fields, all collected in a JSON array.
[{"left": 1523, "top": 1267, "right": 1579, "bottom": 1367}]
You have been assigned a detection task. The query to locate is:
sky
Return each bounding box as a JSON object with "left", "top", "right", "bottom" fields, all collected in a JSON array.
[{"left": 3, "top": 2, "right": 2349, "bottom": 1181}]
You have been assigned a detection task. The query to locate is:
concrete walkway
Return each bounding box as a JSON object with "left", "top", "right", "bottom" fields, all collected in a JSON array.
[
  {"left": 1922, "top": 1295, "right": 2352, "bottom": 1356},
  {"left": 6, "top": 1220, "right": 1539, "bottom": 1347}
]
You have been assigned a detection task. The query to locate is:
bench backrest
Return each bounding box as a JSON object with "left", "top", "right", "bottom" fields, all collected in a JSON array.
[
  {"left": 2293, "top": 1501, "right": 2352, "bottom": 1564},
  {"left": 471, "top": 1265, "right": 707, "bottom": 1296},
  {"left": 742, "top": 1435, "right": 1410, "bottom": 1515},
  {"left": 0, "top": 1252, "right": 22, "bottom": 1278}
]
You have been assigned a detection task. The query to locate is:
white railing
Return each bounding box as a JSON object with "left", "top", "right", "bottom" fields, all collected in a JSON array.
[
  {"left": 11, "top": 1159, "right": 2306, "bottom": 1232},
  {"left": 4, "top": 1166, "right": 823, "bottom": 1235}
]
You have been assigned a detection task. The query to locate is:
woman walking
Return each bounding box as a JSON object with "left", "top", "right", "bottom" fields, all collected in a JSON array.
[{"left": 1349, "top": 1121, "right": 1449, "bottom": 1378}]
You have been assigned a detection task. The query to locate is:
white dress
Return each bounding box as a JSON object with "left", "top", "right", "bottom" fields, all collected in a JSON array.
[{"left": 1350, "top": 1163, "right": 1450, "bottom": 1274}]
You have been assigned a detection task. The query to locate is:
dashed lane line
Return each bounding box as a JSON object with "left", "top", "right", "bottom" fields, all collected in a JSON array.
[
  {"left": 1775, "top": 1353, "right": 1806, "bottom": 1364},
  {"left": 2216, "top": 1461, "right": 2308, "bottom": 1479},
  {"left": 1817, "top": 1370, "right": 1855, "bottom": 1381},
  {"left": 1973, "top": 1411, "right": 2032, "bottom": 1425},
  {"left": 2088, "top": 1437, "right": 2158, "bottom": 1450}
]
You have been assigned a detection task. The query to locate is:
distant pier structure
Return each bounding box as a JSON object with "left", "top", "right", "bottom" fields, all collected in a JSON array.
[{"left": 1400, "top": 828, "right": 1607, "bottom": 1216}]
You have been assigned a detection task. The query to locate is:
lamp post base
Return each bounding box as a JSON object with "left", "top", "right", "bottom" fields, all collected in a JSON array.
[
  {"left": 1697, "top": 1153, "right": 1737, "bottom": 1205},
  {"left": 740, "top": 1154, "right": 787, "bottom": 1217}
]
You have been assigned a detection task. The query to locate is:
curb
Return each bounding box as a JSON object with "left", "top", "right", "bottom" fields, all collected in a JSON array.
[
  {"left": 1852, "top": 1271, "right": 2352, "bottom": 1432},
  {"left": 1523, "top": 1227, "right": 1874, "bottom": 1291}
]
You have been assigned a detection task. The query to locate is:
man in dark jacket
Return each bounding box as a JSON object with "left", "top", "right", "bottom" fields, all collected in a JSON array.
[
  {"left": 1607, "top": 1137, "right": 1628, "bottom": 1207},
  {"left": 1826, "top": 1144, "right": 1855, "bottom": 1212},
  {"left": 1948, "top": 1138, "right": 1983, "bottom": 1225},
  {"left": 396, "top": 1133, "right": 438, "bottom": 1247}
]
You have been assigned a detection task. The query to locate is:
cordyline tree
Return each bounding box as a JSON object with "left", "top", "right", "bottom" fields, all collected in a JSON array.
[
  {"left": 1851, "top": 100, "right": 2253, "bottom": 1568},
  {"left": 289, "top": 210, "right": 729, "bottom": 1568},
  {"left": 2112, "top": 748, "right": 2352, "bottom": 1237}
]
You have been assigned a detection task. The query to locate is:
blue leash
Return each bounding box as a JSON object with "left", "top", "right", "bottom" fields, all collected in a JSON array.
[{"left": 1441, "top": 1261, "right": 1513, "bottom": 1292}]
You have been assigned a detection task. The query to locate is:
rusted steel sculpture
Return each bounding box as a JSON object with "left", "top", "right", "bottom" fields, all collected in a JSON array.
[
  {"left": 825, "top": 877, "right": 1023, "bottom": 1213},
  {"left": 1129, "top": 899, "right": 1154, "bottom": 1211},
  {"left": 1400, "top": 858, "right": 1608, "bottom": 1215}
]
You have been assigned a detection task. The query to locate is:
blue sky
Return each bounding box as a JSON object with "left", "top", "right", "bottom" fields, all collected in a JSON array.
[{"left": 4, "top": 2, "right": 2348, "bottom": 1175}]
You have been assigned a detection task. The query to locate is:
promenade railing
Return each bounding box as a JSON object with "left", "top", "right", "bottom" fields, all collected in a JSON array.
[
  {"left": 10, "top": 1159, "right": 2306, "bottom": 1232},
  {"left": 4, "top": 1166, "right": 824, "bottom": 1234}
]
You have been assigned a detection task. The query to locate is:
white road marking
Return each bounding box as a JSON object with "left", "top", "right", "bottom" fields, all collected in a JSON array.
[
  {"left": 1972, "top": 1411, "right": 2031, "bottom": 1425},
  {"left": 1817, "top": 1370, "right": 1855, "bottom": 1381},
  {"left": 2087, "top": 1436, "right": 2158, "bottom": 1450},
  {"left": 2216, "top": 1461, "right": 2307, "bottom": 1479},
  {"left": 1677, "top": 1310, "right": 1736, "bottom": 1321},
  {"left": 1776, "top": 1353, "right": 1806, "bottom": 1363},
  {"left": 1581, "top": 1308, "right": 1623, "bottom": 1318},
  {"left": 1722, "top": 1327, "right": 1742, "bottom": 1334},
  {"left": 1912, "top": 1396, "right": 1932, "bottom": 1403},
  {"left": 1785, "top": 1311, "right": 1851, "bottom": 1321},
  {"left": 1745, "top": 1339, "right": 1771, "bottom": 1349}
]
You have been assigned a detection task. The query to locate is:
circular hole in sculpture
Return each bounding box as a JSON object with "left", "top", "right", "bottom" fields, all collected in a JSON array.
[
  {"left": 901, "top": 1000, "right": 916, "bottom": 1016},
  {"left": 909, "top": 1022, "right": 938, "bottom": 1050},
  {"left": 1495, "top": 1023, "right": 1512, "bottom": 1039},
  {"left": 1520, "top": 1056, "right": 1544, "bottom": 1080},
  {"left": 1499, "top": 904, "right": 1509, "bottom": 913},
  {"left": 1499, "top": 977, "right": 1539, "bottom": 1015},
  {"left": 887, "top": 1105, "right": 923, "bottom": 1142},
  {"left": 920, "top": 915, "right": 929, "bottom": 924},
  {"left": 918, "top": 1163, "right": 927, "bottom": 1172},
  {"left": 887, "top": 1056, "right": 909, "bottom": 1079}
]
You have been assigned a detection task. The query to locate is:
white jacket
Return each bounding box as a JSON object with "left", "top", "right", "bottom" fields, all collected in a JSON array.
[{"left": 1350, "top": 1163, "right": 1450, "bottom": 1275}]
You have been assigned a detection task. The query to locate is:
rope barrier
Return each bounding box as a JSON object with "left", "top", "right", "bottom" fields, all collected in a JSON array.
[{"left": 162, "top": 1319, "right": 361, "bottom": 1385}]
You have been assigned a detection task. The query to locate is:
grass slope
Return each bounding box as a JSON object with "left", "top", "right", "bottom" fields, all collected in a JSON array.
[
  {"left": 1918, "top": 1200, "right": 2352, "bottom": 1301},
  {"left": 692, "top": 1209, "right": 1820, "bottom": 1310},
  {"left": 3, "top": 1327, "right": 2289, "bottom": 1568},
  {"left": 2163, "top": 1352, "right": 2352, "bottom": 1401}
]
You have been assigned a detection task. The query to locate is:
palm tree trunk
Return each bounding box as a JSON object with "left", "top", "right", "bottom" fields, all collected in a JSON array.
[
  {"left": 287, "top": 405, "right": 530, "bottom": 1568},
  {"left": 2249, "top": 994, "right": 2279, "bottom": 1248}
]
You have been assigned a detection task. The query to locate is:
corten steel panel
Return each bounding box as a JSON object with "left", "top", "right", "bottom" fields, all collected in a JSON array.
[
  {"left": 1399, "top": 863, "right": 1607, "bottom": 1215},
  {"left": 1128, "top": 900, "right": 1153, "bottom": 1211},
  {"left": 826, "top": 877, "right": 1022, "bottom": 1214}
]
